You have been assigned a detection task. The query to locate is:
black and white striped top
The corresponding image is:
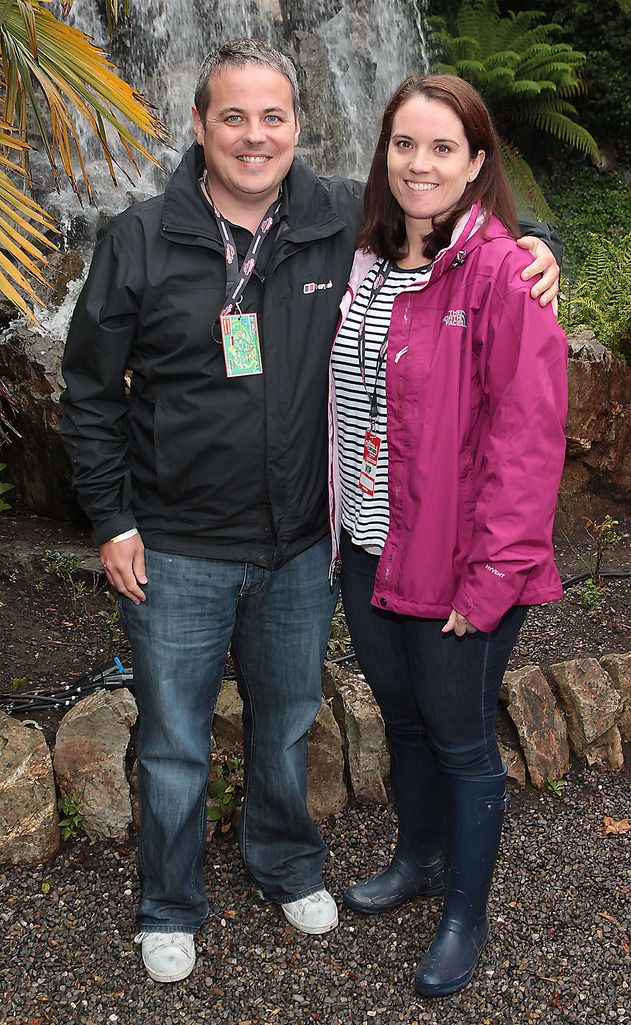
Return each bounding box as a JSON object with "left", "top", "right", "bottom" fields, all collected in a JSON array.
[{"left": 331, "top": 259, "right": 433, "bottom": 554}]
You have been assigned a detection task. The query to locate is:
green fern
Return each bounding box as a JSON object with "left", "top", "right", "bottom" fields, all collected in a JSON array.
[
  {"left": 430, "top": 1, "right": 600, "bottom": 216},
  {"left": 560, "top": 232, "right": 631, "bottom": 362}
]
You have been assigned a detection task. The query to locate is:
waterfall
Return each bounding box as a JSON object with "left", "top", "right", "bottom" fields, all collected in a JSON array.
[{"left": 34, "top": 0, "right": 431, "bottom": 334}]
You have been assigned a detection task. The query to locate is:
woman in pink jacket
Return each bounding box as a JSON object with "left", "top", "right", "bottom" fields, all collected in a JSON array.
[{"left": 329, "top": 74, "right": 568, "bottom": 996}]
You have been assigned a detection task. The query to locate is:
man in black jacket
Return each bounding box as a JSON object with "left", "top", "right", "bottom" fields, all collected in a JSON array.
[{"left": 60, "top": 38, "right": 560, "bottom": 984}]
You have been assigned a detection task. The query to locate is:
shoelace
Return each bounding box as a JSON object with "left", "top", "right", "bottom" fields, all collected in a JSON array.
[
  {"left": 134, "top": 932, "right": 192, "bottom": 955},
  {"left": 292, "top": 892, "right": 327, "bottom": 916}
]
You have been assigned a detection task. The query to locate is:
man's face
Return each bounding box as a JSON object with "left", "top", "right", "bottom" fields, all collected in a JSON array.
[{"left": 192, "top": 64, "right": 300, "bottom": 215}]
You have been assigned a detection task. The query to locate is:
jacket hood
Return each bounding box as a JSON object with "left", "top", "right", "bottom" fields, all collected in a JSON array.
[{"left": 162, "top": 142, "right": 348, "bottom": 243}]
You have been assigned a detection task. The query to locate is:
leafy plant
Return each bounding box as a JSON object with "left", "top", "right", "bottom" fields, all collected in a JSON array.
[
  {"left": 42, "top": 547, "right": 98, "bottom": 615},
  {"left": 545, "top": 164, "right": 631, "bottom": 278},
  {"left": 575, "top": 577, "right": 605, "bottom": 612},
  {"left": 0, "top": 461, "right": 14, "bottom": 511},
  {"left": 207, "top": 752, "right": 244, "bottom": 834},
  {"left": 97, "top": 591, "right": 122, "bottom": 657},
  {"left": 57, "top": 793, "right": 85, "bottom": 839},
  {"left": 559, "top": 232, "right": 631, "bottom": 363},
  {"left": 583, "top": 515, "right": 630, "bottom": 585},
  {"left": 0, "top": 0, "right": 171, "bottom": 319},
  {"left": 11, "top": 674, "right": 28, "bottom": 692},
  {"left": 546, "top": 777, "right": 567, "bottom": 797},
  {"left": 495, "top": 0, "right": 631, "bottom": 163},
  {"left": 571, "top": 515, "right": 629, "bottom": 611},
  {"left": 430, "top": 0, "right": 599, "bottom": 217}
]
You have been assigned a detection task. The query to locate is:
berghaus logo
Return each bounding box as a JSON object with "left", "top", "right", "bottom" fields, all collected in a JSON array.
[{"left": 303, "top": 280, "right": 333, "bottom": 294}]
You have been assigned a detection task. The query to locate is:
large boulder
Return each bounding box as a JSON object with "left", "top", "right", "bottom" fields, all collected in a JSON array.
[
  {"left": 558, "top": 332, "right": 631, "bottom": 528},
  {"left": 0, "top": 712, "right": 59, "bottom": 865},
  {"left": 325, "top": 663, "right": 389, "bottom": 804},
  {"left": 53, "top": 687, "right": 137, "bottom": 839},
  {"left": 550, "top": 658, "right": 624, "bottom": 771},
  {"left": 501, "top": 665, "right": 570, "bottom": 788},
  {"left": 306, "top": 700, "right": 348, "bottom": 821},
  {"left": 599, "top": 653, "right": 631, "bottom": 742}
]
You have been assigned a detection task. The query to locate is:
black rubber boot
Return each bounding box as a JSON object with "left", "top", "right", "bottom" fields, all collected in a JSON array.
[
  {"left": 343, "top": 742, "right": 445, "bottom": 914},
  {"left": 414, "top": 768, "right": 508, "bottom": 997}
]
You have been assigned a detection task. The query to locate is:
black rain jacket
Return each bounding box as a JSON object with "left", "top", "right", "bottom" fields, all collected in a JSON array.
[{"left": 60, "top": 144, "right": 364, "bottom": 568}]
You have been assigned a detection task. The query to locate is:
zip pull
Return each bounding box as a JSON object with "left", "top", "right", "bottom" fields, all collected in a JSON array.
[
  {"left": 451, "top": 249, "right": 467, "bottom": 268},
  {"left": 394, "top": 346, "right": 409, "bottom": 364}
]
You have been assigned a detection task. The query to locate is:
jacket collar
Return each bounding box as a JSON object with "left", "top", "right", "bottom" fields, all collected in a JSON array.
[
  {"left": 348, "top": 204, "right": 513, "bottom": 298},
  {"left": 161, "top": 143, "right": 347, "bottom": 245}
]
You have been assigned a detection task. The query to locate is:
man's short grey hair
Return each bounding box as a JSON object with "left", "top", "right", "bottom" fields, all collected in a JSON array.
[{"left": 194, "top": 38, "right": 300, "bottom": 121}]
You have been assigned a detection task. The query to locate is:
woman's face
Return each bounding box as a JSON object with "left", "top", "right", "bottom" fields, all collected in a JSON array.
[{"left": 387, "top": 94, "right": 485, "bottom": 241}]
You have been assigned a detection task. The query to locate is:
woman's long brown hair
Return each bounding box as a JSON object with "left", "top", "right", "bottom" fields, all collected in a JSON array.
[{"left": 357, "top": 74, "right": 519, "bottom": 261}]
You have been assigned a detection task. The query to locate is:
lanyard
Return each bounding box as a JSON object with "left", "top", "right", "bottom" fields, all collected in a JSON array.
[
  {"left": 357, "top": 258, "right": 392, "bottom": 428},
  {"left": 201, "top": 171, "right": 282, "bottom": 317}
]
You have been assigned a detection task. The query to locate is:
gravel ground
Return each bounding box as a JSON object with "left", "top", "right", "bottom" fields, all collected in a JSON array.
[{"left": 2, "top": 766, "right": 629, "bottom": 1025}]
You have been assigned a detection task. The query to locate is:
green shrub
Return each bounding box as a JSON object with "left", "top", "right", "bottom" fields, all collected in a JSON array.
[
  {"left": 559, "top": 232, "right": 631, "bottom": 362},
  {"left": 546, "top": 163, "right": 631, "bottom": 277}
]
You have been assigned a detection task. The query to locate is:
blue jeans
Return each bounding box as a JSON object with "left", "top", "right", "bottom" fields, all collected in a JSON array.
[
  {"left": 120, "top": 537, "right": 337, "bottom": 933},
  {"left": 340, "top": 531, "right": 526, "bottom": 777}
]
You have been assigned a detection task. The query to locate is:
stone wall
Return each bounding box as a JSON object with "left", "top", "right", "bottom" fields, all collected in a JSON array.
[{"left": 1, "top": 653, "right": 629, "bottom": 866}]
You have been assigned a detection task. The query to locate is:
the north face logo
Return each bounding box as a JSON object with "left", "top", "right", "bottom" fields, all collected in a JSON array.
[{"left": 443, "top": 309, "right": 467, "bottom": 327}]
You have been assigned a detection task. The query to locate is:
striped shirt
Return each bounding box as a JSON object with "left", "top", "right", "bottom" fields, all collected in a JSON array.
[{"left": 331, "top": 259, "right": 433, "bottom": 553}]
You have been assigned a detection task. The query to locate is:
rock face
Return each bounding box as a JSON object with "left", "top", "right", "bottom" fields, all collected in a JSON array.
[
  {"left": 599, "top": 653, "right": 631, "bottom": 742},
  {"left": 306, "top": 700, "right": 348, "bottom": 821},
  {"left": 550, "top": 658, "right": 624, "bottom": 771},
  {"left": 325, "top": 664, "right": 389, "bottom": 803},
  {"left": 502, "top": 666, "right": 570, "bottom": 787},
  {"left": 0, "top": 256, "right": 87, "bottom": 522},
  {"left": 0, "top": 712, "right": 59, "bottom": 865},
  {"left": 53, "top": 688, "right": 137, "bottom": 839},
  {"left": 558, "top": 332, "right": 631, "bottom": 529}
]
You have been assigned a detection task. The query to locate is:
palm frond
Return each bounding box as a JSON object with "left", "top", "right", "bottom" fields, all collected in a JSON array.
[{"left": 1, "top": 0, "right": 172, "bottom": 194}]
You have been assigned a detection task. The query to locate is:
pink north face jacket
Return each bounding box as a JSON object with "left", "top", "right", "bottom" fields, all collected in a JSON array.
[{"left": 328, "top": 204, "right": 568, "bottom": 633}]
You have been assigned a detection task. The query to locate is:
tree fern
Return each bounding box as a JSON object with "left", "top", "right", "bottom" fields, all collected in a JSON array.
[
  {"left": 560, "top": 232, "right": 631, "bottom": 362},
  {"left": 430, "top": 1, "right": 600, "bottom": 215},
  {"left": 499, "top": 140, "right": 553, "bottom": 221}
]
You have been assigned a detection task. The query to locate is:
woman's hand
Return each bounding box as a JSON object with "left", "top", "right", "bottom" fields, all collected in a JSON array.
[{"left": 442, "top": 609, "right": 478, "bottom": 636}]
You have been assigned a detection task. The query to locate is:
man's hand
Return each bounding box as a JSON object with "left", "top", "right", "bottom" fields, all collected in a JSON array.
[
  {"left": 99, "top": 534, "right": 147, "bottom": 604},
  {"left": 516, "top": 235, "right": 559, "bottom": 311},
  {"left": 442, "top": 609, "right": 477, "bottom": 637}
]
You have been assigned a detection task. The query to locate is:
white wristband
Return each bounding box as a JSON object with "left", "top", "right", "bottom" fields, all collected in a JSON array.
[{"left": 111, "top": 528, "right": 139, "bottom": 543}]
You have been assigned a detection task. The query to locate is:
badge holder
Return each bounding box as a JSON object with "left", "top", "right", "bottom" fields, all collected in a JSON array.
[{"left": 219, "top": 310, "right": 263, "bottom": 378}]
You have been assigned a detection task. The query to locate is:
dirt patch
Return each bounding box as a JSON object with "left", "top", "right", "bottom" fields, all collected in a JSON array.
[{"left": 1, "top": 505, "right": 630, "bottom": 743}]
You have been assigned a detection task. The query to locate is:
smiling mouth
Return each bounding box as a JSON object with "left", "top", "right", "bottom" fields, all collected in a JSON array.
[
  {"left": 238, "top": 155, "right": 271, "bottom": 164},
  {"left": 405, "top": 182, "right": 438, "bottom": 191}
]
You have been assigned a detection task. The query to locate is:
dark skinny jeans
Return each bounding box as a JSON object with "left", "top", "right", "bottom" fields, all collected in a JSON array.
[{"left": 340, "top": 530, "right": 527, "bottom": 777}]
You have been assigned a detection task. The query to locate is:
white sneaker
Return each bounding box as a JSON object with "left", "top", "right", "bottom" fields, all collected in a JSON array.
[
  {"left": 134, "top": 931, "right": 196, "bottom": 983},
  {"left": 281, "top": 888, "right": 339, "bottom": 935}
]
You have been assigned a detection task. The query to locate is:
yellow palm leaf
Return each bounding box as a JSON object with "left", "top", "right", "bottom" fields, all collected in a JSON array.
[
  {"left": 1, "top": 0, "right": 171, "bottom": 192},
  {"left": 0, "top": 1, "right": 169, "bottom": 318}
]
